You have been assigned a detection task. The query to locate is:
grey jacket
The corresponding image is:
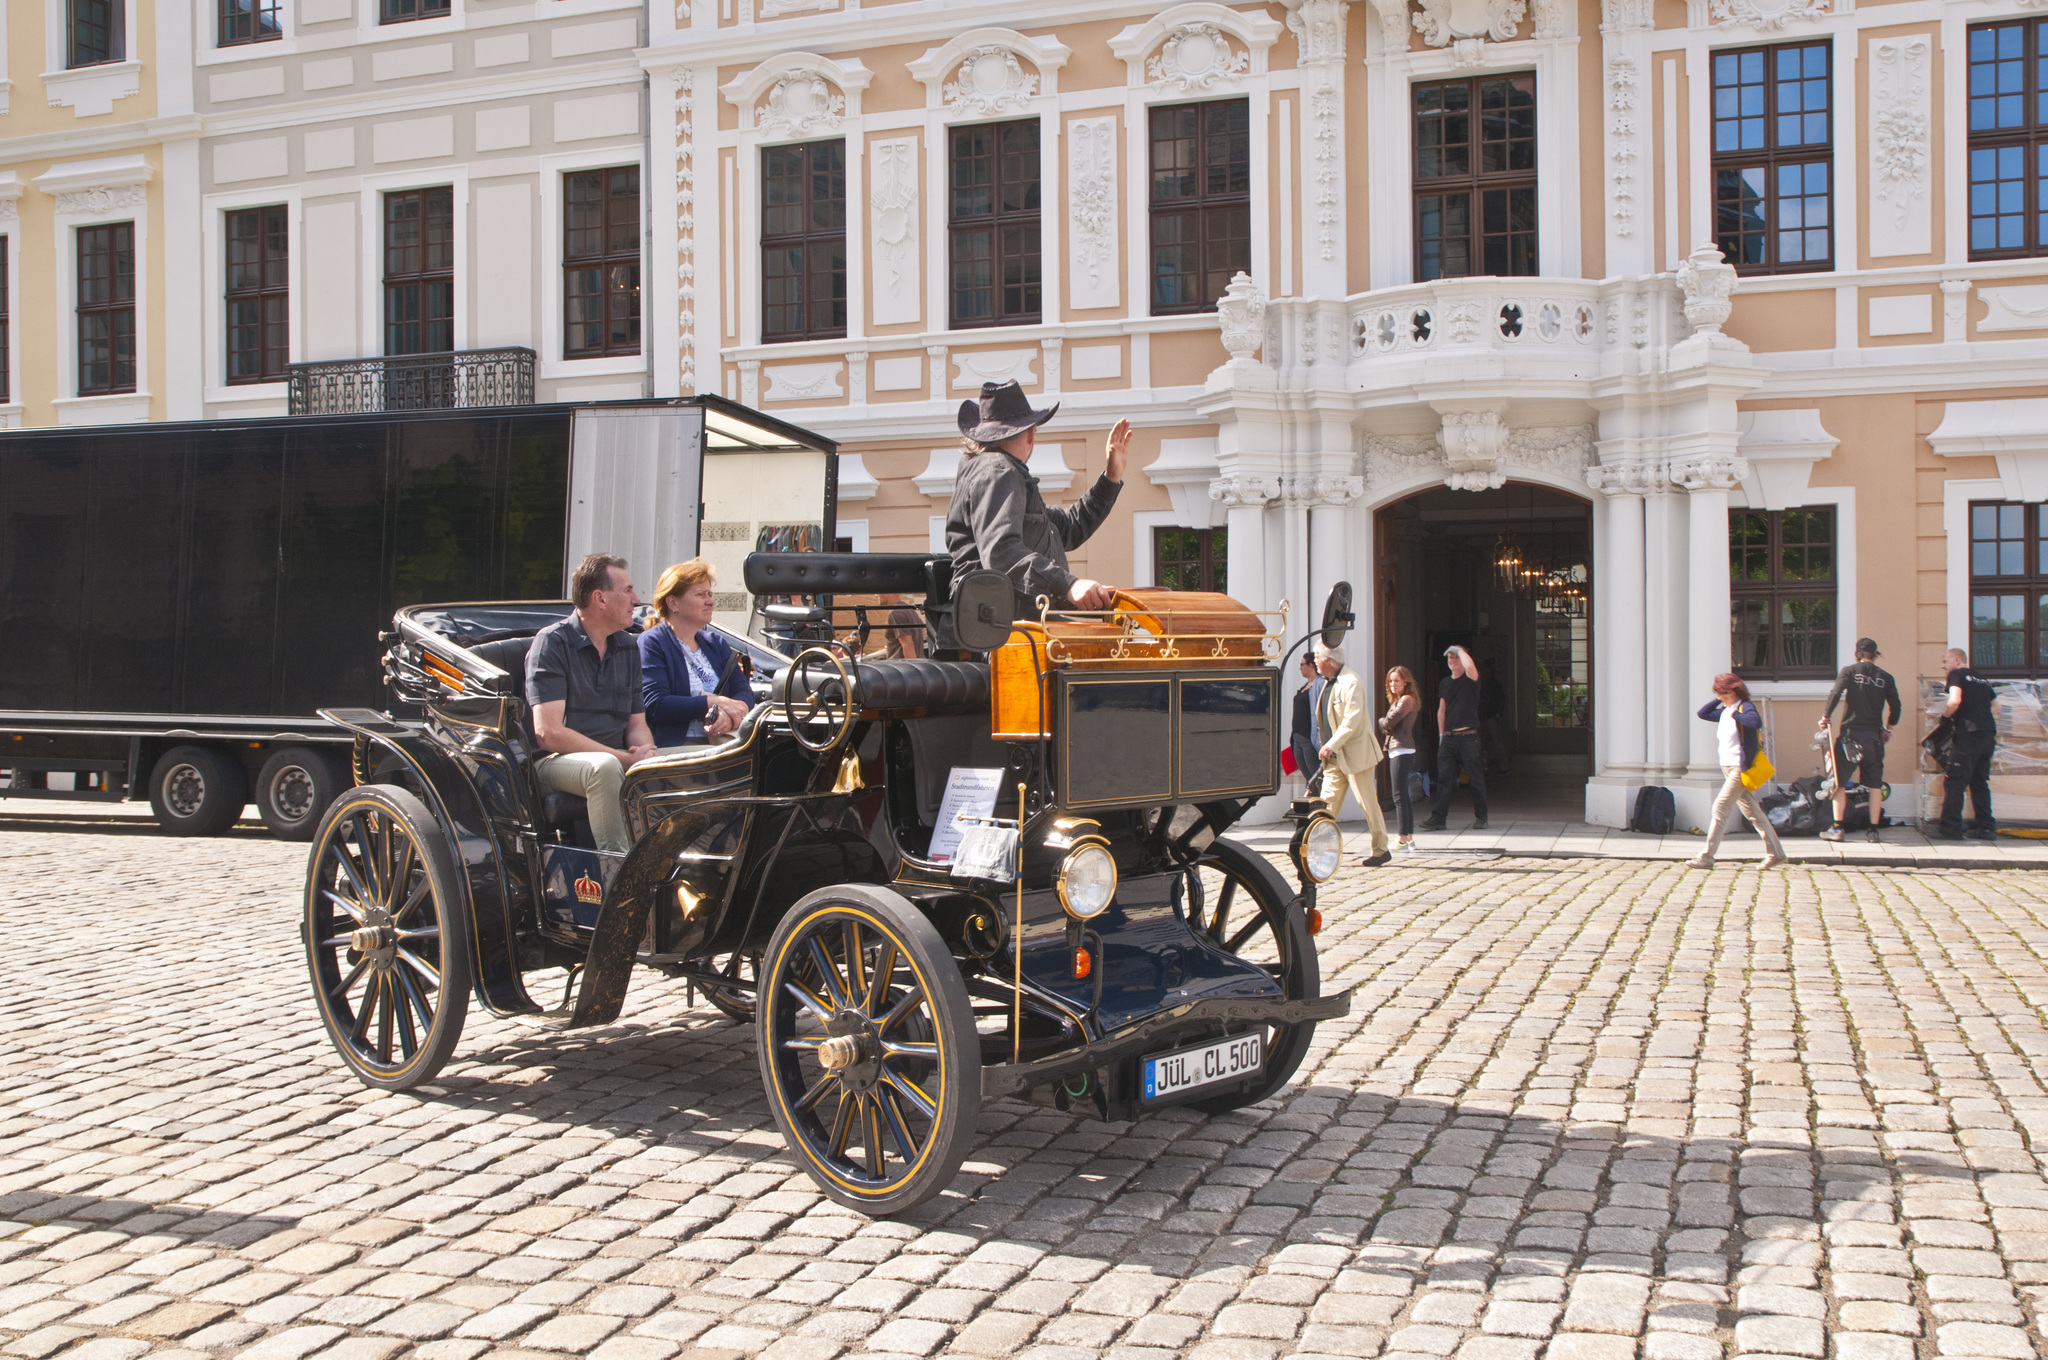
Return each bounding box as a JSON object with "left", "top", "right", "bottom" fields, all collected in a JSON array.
[{"left": 945, "top": 450, "right": 1123, "bottom": 614}]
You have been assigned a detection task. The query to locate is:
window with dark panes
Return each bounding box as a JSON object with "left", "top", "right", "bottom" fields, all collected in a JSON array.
[
  {"left": 950, "top": 120, "right": 1041, "bottom": 328},
  {"left": 1153, "top": 527, "right": 1228, "bottom": 593},
  {"left": 218, "top": 0, "right": 280, "bottom": 46},
  {"left": 1729, "top": 507, "right": 1835, "bottom": 679},
  {"left": 1966, "top": 501, "right": 2048, "bottom": 673},
  {"left": 384, "top": 188, "right": 454, "bottom": 356},
  {"left": 225, "top": 205, "right": 290, "bottom": 384},
  {"left": 1412, "top": 74, "right": 1538, "bottom": 281},
  {"left": 1149, "top": 99, "right": 1250, "bottom": 315},
  {"left": 1, "top": 243, "right": 9, "bottom": 405},
  {"left": 379, "top": 0, "right": 449, "bottom": 22},
  {"left": 68, "top": 0, "right": 124, "bottom": 66},
  {"left": 761, "top": 141, "right": 848, "bottom": 343},
  {"left": 1712, "top": 42, "right": 1832, "bottom": 274},
  {"left": 1966, "top": 19, "right": 2048, "bottom": 258},
  {"left": 76, "top": 223, "right": 136, "bottom": 397},
  {"left": 564, "top": 166, "right": 641, "bottom": 359}
]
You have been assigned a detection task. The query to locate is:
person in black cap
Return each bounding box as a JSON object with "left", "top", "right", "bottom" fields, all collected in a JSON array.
[
  {"left": 946, "top": 380, "right": 1131, "bottom": 616},
  {"left": 1936, "top": 646, "right": 1998, "bottom": 841},
  {"left": 1819, "top": 637, "right": 1901, "bottom": 843}
]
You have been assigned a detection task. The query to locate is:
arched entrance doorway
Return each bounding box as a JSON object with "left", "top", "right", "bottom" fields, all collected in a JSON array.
[{"left": 1374, "top": 482, "right": 1593, "bottom": 819}]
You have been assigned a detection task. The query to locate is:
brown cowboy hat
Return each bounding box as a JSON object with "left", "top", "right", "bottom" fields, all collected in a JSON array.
[{"left": 957, "top": 380, "right": 1058, "bottom": 444}]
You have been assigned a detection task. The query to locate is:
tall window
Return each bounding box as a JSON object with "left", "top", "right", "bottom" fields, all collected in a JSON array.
[
  {"left": 225, "top": 206, "right": 290, "bottom": 385},
  {"left": 1154, "top": 527, "right": 1228, "bottom": 593},
  {"left": 761, "top": 141, "right": 847, "bottom": 343},
  {"left": 564, "top": 167, "right": 641, "bottom": 359},
  {"left": 384, "top": 189, "right": 454, "bottom": 356},
  {"left": 1149, "top": 99, "right": 1250, "bottom": 316},
  {"left": 1412, "top": 75, "right": 1538, "bottom": 281},
  {"left": 218, "top": 0, "right": 281, "bottom": 46},
  {"left": 1730, "top": 507, "right": 1835, "bottom": 679},
  {"left": 68, "top": 0, "right": 124, "bottom": 67},
  {"left": 949, "top": 120, "right": 1041, "bottom": 328},
  {"left": 1, "top": 243, "right": 9, "bottom": 406},
  {"left": 77, "top": 224, "right": 136, "bottom": 397},
  {"left": 380, "top": 0, "right": 449, "bottom": 22},
  {"left": 1712, "top": 42, "right": 1832, "bottom": 274},
  {"left": 1966, "top": 502, "right": 2048, "bottom": 673},
  {"left": 1967, "top": 20, "right": 2048, "bottom": 258}
]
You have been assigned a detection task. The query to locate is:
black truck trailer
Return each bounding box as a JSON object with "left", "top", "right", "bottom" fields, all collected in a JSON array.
[{"left": 0, "top": 397, "right": 836, "bottom": 838}]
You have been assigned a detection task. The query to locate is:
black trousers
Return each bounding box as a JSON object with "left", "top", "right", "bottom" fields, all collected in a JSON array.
[
  {"left": 1432, "top": 732, "right": 1488, "bottom": 823},
  {"left": 1291, "top": 734, "right": 1322, "bottom": 789},
  {"left": 1389, "top": 752, "right": 1417, "bottom": 836},
  {"left": 1940, "top": 735, "right": 1996, "bottom": 835}
]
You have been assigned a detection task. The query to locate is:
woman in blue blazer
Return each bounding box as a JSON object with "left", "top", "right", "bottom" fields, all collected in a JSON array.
[{"left": 639, "top": 559, "right": 755, "bottom": 746}]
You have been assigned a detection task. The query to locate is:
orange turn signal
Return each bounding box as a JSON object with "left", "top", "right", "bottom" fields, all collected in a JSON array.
[
  {"left": 1306, "top": 907, "right": 1323, "bottom": 936},
  {"left": 1072, "top": 947, "right": 1092, "bottom": 980}
]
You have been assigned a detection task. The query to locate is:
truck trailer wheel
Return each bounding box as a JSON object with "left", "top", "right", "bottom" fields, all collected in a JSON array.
[
  {"left": 149, "top": 746, "right": 250, "bottom": 837},
  {"left": 257, "top": 748, "right": 344, "bottom": 841}
]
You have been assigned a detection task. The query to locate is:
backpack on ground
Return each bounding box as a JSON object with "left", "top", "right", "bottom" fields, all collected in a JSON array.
[{"left": 1631, "top": 786, "right": 1676, "bottom": 835}]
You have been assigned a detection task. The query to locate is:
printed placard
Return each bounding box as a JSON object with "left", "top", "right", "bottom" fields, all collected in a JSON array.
[{"left": 928, "top": 766, "right": 1005, "bottom": 863}]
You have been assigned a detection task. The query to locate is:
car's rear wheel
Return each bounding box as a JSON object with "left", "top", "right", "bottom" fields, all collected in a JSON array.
[
  {"left": 758, "top": 885, "right": 979, "bottom": 1214},
  {"left": 1177, "top": 836, "right": 1321, "bottom": 1113},
  {"left": 304, "top": 785, "right": 471, "bottom": 1090}
]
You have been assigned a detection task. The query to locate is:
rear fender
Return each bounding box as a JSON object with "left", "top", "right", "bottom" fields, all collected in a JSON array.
[{"left": 318, "top": 708, "right": 538, "bottom": 1017}]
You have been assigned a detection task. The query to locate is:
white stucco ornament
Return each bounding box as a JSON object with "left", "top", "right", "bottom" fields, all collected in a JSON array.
[
  {"left": 944, "top": 48, "right": 1038, "bottom": 115},
  {"left": 1149, "top": 24, "right": 1250, "bottom": 91},
  {"left": 1415, "top": 0, "right": 1526, "bottom": 49},
  {"left": 1439, "top": 409, "right": 1510, "bottom": 491},
  {"left": 1706, "top": 0, "right": 1828, "bottom": 27},
  {"left": 760, "top": 74, "right": 844, "bottom": 138},
  {"left": 1217, "top": 273, "right": 1268, "bottom": 365},
  {"left": 1676, "top": 242, "right": 1736, "bottom": 333}
]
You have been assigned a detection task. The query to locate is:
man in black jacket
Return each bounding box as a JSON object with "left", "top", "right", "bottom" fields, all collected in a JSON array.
[
  {"left": 1290, "top": 656, "right": 1323, "bottom": 789},
  {"left": 1937, "top": 647, "right": 1998, "bottom": 840},
  {"left": 1820, "top": 637, "right": 1902, "bottom": 843}
]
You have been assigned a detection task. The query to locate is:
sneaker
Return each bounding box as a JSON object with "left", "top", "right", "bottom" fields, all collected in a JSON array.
[
  {"left": 1472, "top": 820, "right": 1490, "bottom": 830},
  {"left": 1686, "top": 854, "right": 1713, "bottom": 869},
  {"left": 1969, "top": 828, "right": 1999, "bottom": 841},
  {"left": 1935, "top": 830, "right": 1967, "bottom": 841},
  {"left": 1865, "top": 830, "right": 1882, "bottom": 844},
  {"left": 1395, "top": 840, "right": 1415, "bottom": 854},
  {"left": 1419, "top": 820, "right": 1448, "bottom": 832},
  {"left": 1362, "top": 851, "right": 1393, "bottom": 868},
  {"left": 1819, "top": 828, "right": 1845, "bottom": 842}
]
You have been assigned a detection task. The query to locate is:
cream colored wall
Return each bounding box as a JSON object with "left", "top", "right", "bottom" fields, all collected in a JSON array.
[{"left": 3, "top": 0, "right": 161, "bottom": 136}]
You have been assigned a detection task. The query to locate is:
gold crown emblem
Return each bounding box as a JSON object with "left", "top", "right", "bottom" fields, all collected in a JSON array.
[{"left": 573, "top": 873, "right": 603, "bottom": 905}]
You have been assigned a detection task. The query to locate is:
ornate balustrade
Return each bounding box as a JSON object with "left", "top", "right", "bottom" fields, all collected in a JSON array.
[{"left": 286, "top": 348, "right": 537, "bottom": 415}]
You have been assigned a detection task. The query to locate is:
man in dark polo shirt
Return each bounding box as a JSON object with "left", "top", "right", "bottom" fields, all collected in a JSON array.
[
  {"left": 527, "top": 553, "right": 656, "bottom": 854},
  {"left": 1937, "top": 647, "right": 1998, "bottom": 841}
]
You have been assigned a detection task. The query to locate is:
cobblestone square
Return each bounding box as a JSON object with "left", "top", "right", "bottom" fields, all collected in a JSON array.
[{"left": 3, "top": 821, "right": 2045, "bottom": 1360}]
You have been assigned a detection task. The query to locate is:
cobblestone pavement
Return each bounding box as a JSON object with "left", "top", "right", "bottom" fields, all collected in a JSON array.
[{"left": 3, "top": 818, "right": 2047, "bottom": 1360}]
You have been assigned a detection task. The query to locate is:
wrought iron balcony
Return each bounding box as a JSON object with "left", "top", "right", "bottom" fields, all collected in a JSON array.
[{"left": 286, "top": 347, "right": 536, "bottom": 415}]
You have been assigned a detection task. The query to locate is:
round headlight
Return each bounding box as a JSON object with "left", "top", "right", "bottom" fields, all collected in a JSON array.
[
  {"left": 1300, "top": 816, "right": 1343, "bottom": 883},
  {"left": 1057, "top": 842, "right": 1118, "bottom": 919}
]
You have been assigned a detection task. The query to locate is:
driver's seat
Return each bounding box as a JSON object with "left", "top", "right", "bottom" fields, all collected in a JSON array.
[{"left": 468, "top": 635, "right": 590, "bottom": 838}]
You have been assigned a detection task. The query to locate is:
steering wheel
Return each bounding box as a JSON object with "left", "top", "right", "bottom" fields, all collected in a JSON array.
[{"left": 781, "top": 646, "right": 858, "bottom": 753}]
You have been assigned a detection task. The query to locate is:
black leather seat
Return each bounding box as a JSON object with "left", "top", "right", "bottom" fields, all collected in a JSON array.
[
  {"left": 469, "top": 637, "right": 534, "bottom": 691},
  {"left": 463, "top": 635, "right": 586, "bottom": 831},
  {"left": 773, "top": 658, "right": 989, "bottom": 718}
]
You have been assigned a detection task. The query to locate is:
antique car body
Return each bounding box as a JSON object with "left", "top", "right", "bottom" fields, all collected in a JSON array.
[{"left": 304, "top": 552, "right": 1352, "bottom": 1212}]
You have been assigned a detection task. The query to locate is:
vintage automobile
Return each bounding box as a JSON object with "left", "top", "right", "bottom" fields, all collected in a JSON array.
[{"left": 302, "top": 555, "right": 1353, "bottom": 1212}]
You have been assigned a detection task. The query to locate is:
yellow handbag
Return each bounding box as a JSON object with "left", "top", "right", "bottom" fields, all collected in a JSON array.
[{"left": 1740, "top": 751, "right": 1775, "bottom": 790}]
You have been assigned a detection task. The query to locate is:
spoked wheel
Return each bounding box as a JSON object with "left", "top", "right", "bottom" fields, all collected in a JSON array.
[
  {"left": 701, "top": 949, "right": 760, "bottom": 1024},
  {"left": 1178, "top": 836, "right": 1321, "bottom": 1113},
  {"left": 758, "top": 885, "right": 979, "bottom": 1214},
  {"left": 303, "top": 785, "right": 472, "bottom": 1090}
]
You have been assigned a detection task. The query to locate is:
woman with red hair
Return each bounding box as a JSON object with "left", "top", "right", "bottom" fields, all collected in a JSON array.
[{"left": 1688, "top": 673, "right": 1788, "bottom": 870}]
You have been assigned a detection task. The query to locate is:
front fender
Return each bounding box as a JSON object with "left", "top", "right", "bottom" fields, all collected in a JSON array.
[{"left": 319, "top": 708, "right": 538, "bottom": 1017}]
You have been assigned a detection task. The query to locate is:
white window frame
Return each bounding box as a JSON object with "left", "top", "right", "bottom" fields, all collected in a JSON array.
[
  {"left": 1129, "top": 511, "right": 1186, "bottom": 589},
  {"left": 41, "top": 0, "right": 142, "bottom": 116},
  {"left": 199, "top": 0, "right": 295, "bottom": 64},
  {"left": 1944, "top": 477, "right": 2015, "bottom": 657},
  {"left": 202, "top": 187, "right": 301, "bottom": 405},
  {"left": 52, "top": 209, "right": 151, "bottom": 423},
  {"left": 1730, "top": 487, "right": 1858, "bottom": 700},
  {"left": 355, "top": 0, "right": 462, "bottom": 46},
  {"left": 540, "top": 150, "right": 650, "bottom": 380},
  {"left": 359, "top": 168, "right": 470, "bottom": 359}
]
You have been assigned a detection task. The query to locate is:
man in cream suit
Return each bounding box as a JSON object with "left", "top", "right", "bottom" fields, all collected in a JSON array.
[{"left": 1315, "top": 641, "right": 1393, "bottom": 867}]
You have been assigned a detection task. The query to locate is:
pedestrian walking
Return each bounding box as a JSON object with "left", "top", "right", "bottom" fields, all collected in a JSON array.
[
  {"left": 1422, "top": 646, "right": 1488, "bottom": 831},
  {"left": 1314, "top": 641, "right": 1392, "bottom": 867},
  {"left": 1289, "top": 655, "right": 1323, "bottom": 789},
  {"left": 1381, "top": 666, "right": 1421, "bottom": 853},
  {"left": 1936, "top": 647, "right": 1998, "bottom": 840},
  {"left": 1687, "top": 673, "right": 1789, "bottom": 870},
  {"left": 1819, "top": 637, "right": 1902, "bottom": 843}
]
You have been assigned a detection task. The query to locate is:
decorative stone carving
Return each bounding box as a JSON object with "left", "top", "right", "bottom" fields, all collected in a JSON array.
[
  {"left": 1669, "top": 456, "right": 1750, "bottom": 491},
  {"left": 1210, "top": 475, "right": 1283, "bottom": 508},
  {"left": 1415, "top": 0, "right": 1525, "bottom": 50},
  {"left": 1068, "top": 118, "right": 1119, "bottom": 311},
  {"left": 1531, "top": 0, "right": 1569, "bottom": 36},
  {"left": 1869, "top": 38, "right": 1932, "bottom": 257},
  {"left": 54, "top": 184, "right": 146, "bottom": 217},
  {"left": 1441, "top": 303, "right": 1485, "bottom": 344},
  {"left": 1942, "top": 279, "right": 1972, "bottom": 344},
  {"left": 1308, "top": 87, "right": 1339, "bottom": 263},
  {"left": 1977, "top": 285, "right": 2048, "bottom": 331},
  {"left": 1217, "top": 273, "right": 1269, "bottom": 366},
  {"left": 1285, "top": 0, "right": 1348, "bottom": 63},
  {"left": 1439, "top": 409, "right": 1509, "bottom": 491},
  {"left": 759, "top": 74, "right": 844, "bottom": 138},
  {"left": 1600, "top": 0, "right": 1652, "bottom": 27},
  {"left": 952, "top": 349, "right": 1037, "bottom": 389},
  {"left": 670, "top": 70, "right": 698, "bottom": 394},
  {"left": 1506, "top": 425, "right": 1596, "bottom": 475},
  {"left": 1584, "top": 461, "right": 1665, "bottom": 497},
  {"left": 1607, "top": 59, "right": 1639, "bottom": 239},
  {"left": 1360, "top": 434, "right": 1446, "bottom": 487},
  {"left": 1706, "top": 0, "right": 1828, "bottom": 29},
  {"left": 1148, "top": 24, "right": 1251, "bottom": 91},
  {"left": 943, "top": 48, "right": 1038, "bottom": 116},
  {"left": 764, "top": 362, "right": 846, "bottom": 402},
  {"left": 1284, "top": 475, "right": 1365, "bottom": 508},
  {"left": 1371, "top": 0, "right": 1410, "bottom": 42},
  {"left": 870, "top": 138, "right": 920, "bottom": 327},
  {"left": 1676, "top": 243, "right": 1736, "bottom": 333}
]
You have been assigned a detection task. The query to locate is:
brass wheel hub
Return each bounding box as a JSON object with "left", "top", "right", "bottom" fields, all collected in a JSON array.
[{"left": 823, "top": 1019, "right": 881, "bottom": 1093}]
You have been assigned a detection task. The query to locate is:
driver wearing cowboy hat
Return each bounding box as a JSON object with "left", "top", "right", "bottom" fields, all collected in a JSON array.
[{"left": 945, "top": 380, "right": 1133, "bottom": 615}]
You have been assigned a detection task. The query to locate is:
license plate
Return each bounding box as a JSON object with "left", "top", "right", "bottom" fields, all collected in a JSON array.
[{"left": 1142, "top": 1031, "right": 1263, "bottom": 1101}]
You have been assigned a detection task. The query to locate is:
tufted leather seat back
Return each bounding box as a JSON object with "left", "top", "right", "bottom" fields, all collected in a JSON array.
[{"left": 772, "top": 657, "right": 989, "bottom": 719}]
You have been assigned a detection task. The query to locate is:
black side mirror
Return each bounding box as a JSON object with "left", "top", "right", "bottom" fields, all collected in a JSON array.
[
  {"left": 953, "top": 570, "right": 1017, "bottom": 652},
  {"left": 1321, "top": 582, "right": 1354, "bottom": 648}
]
